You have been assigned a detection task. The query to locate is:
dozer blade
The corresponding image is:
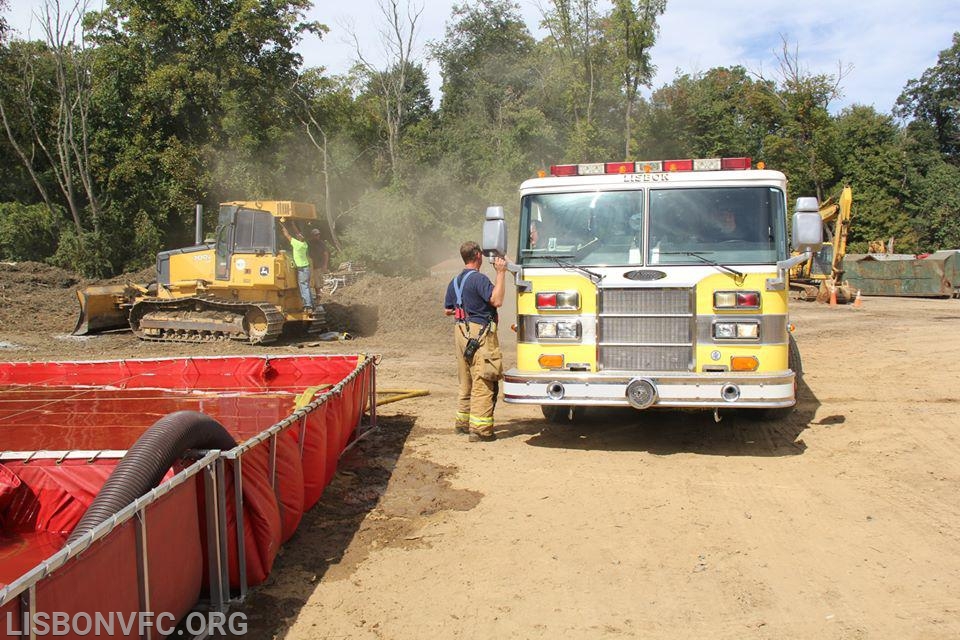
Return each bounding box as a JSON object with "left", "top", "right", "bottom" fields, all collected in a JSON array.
[{"left": 73, "top": 285, "right": 135, "bottom": 335}]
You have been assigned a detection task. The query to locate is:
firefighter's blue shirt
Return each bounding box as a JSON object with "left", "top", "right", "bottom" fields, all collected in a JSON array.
[{"left": 444, "top": 268, "right": 498, "bottom": 327}]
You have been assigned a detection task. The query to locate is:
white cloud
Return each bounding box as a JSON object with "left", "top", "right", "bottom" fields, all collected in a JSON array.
[{"left": 649, "top": 0, "right": 960, "bottom": 113}]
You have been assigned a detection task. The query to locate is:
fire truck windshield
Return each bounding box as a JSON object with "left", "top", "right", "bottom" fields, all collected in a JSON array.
[
  {"left": 520, "top": 190, "right": 644, "bottom": 266},
  {"left": 649, "top": 187, "right": 786, "bottom": 265},
  {"left": 519, "top": 186, "right": 786, "bottom": 267}
]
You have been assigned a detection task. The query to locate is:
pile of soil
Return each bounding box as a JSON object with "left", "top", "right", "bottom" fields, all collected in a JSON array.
[
  {"left": 0, "top": 261, "right": 85, "bottom": 334},
  {"left": 323, "top": 274, "right": 449, "bottom": 338}
]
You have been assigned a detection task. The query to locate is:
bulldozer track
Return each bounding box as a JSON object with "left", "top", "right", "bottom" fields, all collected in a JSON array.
[{"left": 129, "top": 297, "right": 285, "bottom": 344}]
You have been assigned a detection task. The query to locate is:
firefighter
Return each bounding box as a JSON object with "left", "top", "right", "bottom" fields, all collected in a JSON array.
[{"left": 443, "top": 241, "right": 508, "bottom": 442}]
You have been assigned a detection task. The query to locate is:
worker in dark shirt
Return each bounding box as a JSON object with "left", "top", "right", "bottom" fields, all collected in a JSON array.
[{"left": 443, "top": 241, "right": 508, "bottom": 442}]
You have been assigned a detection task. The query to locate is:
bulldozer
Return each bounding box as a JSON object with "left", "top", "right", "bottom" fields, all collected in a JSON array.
[
  {"left": 789, "top": 185, "right": 854, "bottom": 303},
  {"left": 74, "top": 201, "right": 325, "bottom": 344}
]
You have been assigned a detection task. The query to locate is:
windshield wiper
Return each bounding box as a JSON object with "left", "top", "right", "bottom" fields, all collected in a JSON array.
[
  {"left": 549, "top": 256, "right": 604, "bottom": 283},
  {"left": 519, "top": 249, "right": 576, "bottom": 258},
  {"left": 663, "top": 251, "right": 745, "bottom": 282}
]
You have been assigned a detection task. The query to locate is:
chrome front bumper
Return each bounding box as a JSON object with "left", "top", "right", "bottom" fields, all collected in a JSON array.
[{"left": 503, "top": 369, "right": 796, "bottom": 409}]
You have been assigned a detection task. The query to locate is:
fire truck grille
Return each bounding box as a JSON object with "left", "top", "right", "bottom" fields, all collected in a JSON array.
[{"left": 598, "top": 288, "right": 694, "bottom": 372}]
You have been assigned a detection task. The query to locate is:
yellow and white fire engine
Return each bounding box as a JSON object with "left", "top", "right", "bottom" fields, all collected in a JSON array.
[{"left": 482, "top": 157, "right": 823, "bottom": 422}]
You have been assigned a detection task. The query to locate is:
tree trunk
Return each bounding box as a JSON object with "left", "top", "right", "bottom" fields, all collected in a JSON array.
[
  {"left": 0, "top": 99, "right": 63, "bottom": 225},
  {"left": 319, "top": 129, "right": 342, "bottom": 251}
]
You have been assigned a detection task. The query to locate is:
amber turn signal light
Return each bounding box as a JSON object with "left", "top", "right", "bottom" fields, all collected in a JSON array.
[
  {"left": 538, "top": 354, "right": 564, "bottom": 369},
  {"left": 731, "top": 356, "right": 759, "bottom": 371}
]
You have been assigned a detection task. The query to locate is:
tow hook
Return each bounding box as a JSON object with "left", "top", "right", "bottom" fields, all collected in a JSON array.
[{"left": 713, "top": 408, "right": 722, "bottom": 423}]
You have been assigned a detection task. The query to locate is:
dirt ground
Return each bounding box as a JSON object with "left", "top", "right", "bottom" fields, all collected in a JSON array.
[{"left": 2, "top": 261, "right": 960, "bottom": 639}]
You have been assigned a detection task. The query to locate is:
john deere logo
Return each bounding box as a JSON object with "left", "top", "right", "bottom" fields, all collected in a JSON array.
[{"left": 624, "top": 270, "right": 666, "bottom": 281}]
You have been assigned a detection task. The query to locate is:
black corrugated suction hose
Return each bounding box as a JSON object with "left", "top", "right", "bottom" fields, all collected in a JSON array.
[{"left": 66, "top": 410, "right": 237, "bottom": 545}]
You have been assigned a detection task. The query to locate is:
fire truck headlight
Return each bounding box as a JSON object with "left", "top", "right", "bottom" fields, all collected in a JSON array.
[
  {"left": 536, "top": 320, "right": 581, "bottom": 340},
  {"left": 713, "top": 322, "right": 759, "bottom": 340},
  {"left": 537, "top": 322, "right": 557, "bottom": 338},
  {"left": 714, "top": 322, "right": 737, "bottom": 339},
  {"left": 556, "top": 321, "right": 580, "bottom": 339},
  {"left": 737, "top": 323, "right": 759, "bottom": 339}
]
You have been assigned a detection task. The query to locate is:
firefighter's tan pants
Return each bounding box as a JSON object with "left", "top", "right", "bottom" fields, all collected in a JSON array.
[{"left": 454, "top": 322, "right": 503, "bottom": 436}]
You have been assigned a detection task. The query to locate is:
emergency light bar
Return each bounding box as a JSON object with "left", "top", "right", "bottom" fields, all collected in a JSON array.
[{"left": 548, "top": 157, "right": 753, "bottom": 177}]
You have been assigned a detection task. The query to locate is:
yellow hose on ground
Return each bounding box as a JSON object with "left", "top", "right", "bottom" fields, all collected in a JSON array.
[
  {"left": 295, "top": 387, "right": 429, "bottom": 410},
  {"left": 376, "top": 389, "right": 430, "bottom": 406}
]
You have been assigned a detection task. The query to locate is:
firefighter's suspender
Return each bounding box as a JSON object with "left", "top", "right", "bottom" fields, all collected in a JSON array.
[
  {"left": 453, "top": 270, "right": 489, "bottom": 340},
  {"left": 452, "top": 270, "right": 474, "bottom": 322}
]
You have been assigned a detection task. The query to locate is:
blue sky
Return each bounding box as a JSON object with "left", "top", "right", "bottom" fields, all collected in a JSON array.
[{"left": 7, "top": 0, "right": 959, "bottom": 115}]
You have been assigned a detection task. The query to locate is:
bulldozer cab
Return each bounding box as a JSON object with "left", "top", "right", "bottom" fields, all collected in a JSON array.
[
  {"left": 214, "top": 200, "right": 319, "bottom": 281},
  {"left": 214, "top": 204, "right": 278, "bottom": 281}
]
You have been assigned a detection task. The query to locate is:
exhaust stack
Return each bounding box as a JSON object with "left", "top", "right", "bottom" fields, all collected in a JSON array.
[{"left": 195, "top": 204, "right": 204, "bottom": 245}]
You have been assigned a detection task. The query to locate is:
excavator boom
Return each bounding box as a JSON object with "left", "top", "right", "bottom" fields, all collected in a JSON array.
[
  {"left": 788, "top": 185, "right": 854, "bottom": 302},
  {"left": 832, "top": 186, "right": 853, "bottom": 282}
]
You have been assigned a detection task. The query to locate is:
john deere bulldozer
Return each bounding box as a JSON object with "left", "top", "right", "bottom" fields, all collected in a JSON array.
[{"left": 74, "top": 201, "right": 325, "bottom": 344}]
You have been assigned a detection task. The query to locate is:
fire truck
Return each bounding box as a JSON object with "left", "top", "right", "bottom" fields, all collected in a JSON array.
[{"left": 482, "top": 158, "right": 823, "bottom": 422}]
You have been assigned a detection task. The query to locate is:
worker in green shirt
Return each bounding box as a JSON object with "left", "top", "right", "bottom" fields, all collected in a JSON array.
[{"left": 280, "top": 221, "right": 315, "bottom": 314}]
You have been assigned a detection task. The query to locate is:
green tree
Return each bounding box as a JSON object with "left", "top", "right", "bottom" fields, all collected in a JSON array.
[
  {"left": 86, "top": 0, "right": 322, "bottom": 268},
  {"left": 605, "top": 0, "right": 664, "bottom": 158},
  {"left": 0, "top": 0, "right": 8, "bottom": 42},
  {"left": 0, "top": 40, "right": 60, "bottom": 206},
  {"left": 832, "top": 105, "right": 917, "bottom": 251},
  {"left": 899, "top": 120, "right": 960, "bottom": 251},
  {"left": 0, "top": 4, "right": 102, "bottom": 243},
  {"left": 759, "top": 39, "right": 849, "bottom": 200},
  {"left": 340, "top": 186, "right": 430, "bottom": 275},
  {"left": 895, "top": 32, "right": 960, "bottom": 164},
  {"left": 0, "top": 202, "right": 60, "bottom": 261},
  {"left": 540, "top": 0, "right": 607, "bottom": 157},
  {"left": 351, "top": 0, "right": 424, "bottom": 184},
  {"left": 432, "top": 0, "right": 534, "bottom": 118},
  {"left": 295, "top": 68, "right": 383, "bottom": 251},
  {"left": 637, "top": 66, "right": 775, "bottom": 160},
  {"left": 911, "top": 161, "right": 960, "bottom": 250},
  {"left": 0, "top": 0, "right": 115, "bottom": 275},
  {"left": 431, "top": 0, "right": 553, "bottom": 183}
]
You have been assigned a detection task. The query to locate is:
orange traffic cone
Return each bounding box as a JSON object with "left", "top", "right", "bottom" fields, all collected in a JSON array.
[
  {"left": 852, "top": 290, "right": 863, "bottom": 308},
  {"left": 829, "top": 285, "right": 837, "bottom": 307}
]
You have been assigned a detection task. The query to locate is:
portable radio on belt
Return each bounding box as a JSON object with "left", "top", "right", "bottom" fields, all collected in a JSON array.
[{"left": 453, "top": 270, "right": 484, "bottom": 360}]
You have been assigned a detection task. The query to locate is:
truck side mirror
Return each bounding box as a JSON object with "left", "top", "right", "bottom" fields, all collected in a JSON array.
[
  {"left": 482, "top": 205, "right": 507, "bottom": 257},
  {"left": 792, "top": 197, "right": 823, "bottom": 253}
]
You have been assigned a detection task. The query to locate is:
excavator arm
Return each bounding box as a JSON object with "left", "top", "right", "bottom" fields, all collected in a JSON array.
[
  {"left": 788, "top": 185, "right": 853, "bottom": 302},
  {"left": 831, "top": 186, "right": 853, "bottom": 282}
]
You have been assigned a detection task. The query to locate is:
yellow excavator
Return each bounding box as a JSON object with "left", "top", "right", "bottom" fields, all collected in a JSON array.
[
  {"left": 74, "top": 201, "right": 325, "bottom": 344},
  {"left": 789, "top": 185, "right": 854, "bottom": 302}
]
